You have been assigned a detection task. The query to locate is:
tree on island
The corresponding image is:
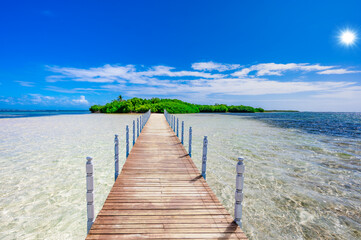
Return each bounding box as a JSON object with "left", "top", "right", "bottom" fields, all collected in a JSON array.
[{"left": 89, "top": 97, "right": 264, "bottom": 114}]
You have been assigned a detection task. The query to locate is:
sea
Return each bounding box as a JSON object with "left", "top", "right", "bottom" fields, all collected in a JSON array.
[
  {"left": 0, "top": 111, "right": 360, "bottom": 239},
  {"left": 0, "top": 110, "right": 90, "bottom": 118}
]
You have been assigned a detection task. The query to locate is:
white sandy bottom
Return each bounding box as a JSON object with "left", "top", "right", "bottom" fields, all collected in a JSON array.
[{"left": 0, "top": 113, "right": 360, "bottom": 239}]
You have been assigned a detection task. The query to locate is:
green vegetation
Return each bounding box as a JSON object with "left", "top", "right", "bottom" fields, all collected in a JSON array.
[{"left": 90, "top": 96, "right": 264, "bottom": 114}]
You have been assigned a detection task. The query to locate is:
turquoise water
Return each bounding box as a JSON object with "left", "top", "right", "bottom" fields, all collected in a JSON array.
[
  {"left": 0, "top": 110, "right": 89, "bottom": 119},
  {"left": 0, "top": 113, "right": 360, "bottom": 239}
]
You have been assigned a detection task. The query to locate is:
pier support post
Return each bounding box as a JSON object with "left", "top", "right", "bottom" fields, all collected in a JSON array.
[
  {"left": 181, "top": 121, "right": 184, "bottom": 145},
  {"left": 132, "top": 120, "right": 135, "bottom": 146},
  {"left": 86, "top": 156, "right": 94, "bottom": 234},
  {"left": 114, "top": 135, "right": 119, "bottom": 181},
  {"left": 137, "top": 118, "right": 139, "bottom": 138},
  {"left": 234, "top": 157, "right": 245, "bottom": 228},
  {"left": 189, "top": 127, "right": 192, "bottom": 157},
  {"left": 126, "top": 126, "right": 129, "bottom": 158},
  {"left": 177, "top": 118, "right": 179, "bottom": 137},
  {"left": 201, "top": 136, "right": 208, "bottom": 179}
]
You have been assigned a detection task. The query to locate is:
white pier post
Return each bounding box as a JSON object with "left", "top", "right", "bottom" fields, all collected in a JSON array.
[
  {"left": 189, "top": 127, "right": 192, "bottom": 157},
  {"left": 86, "top": 156, "right": 94, "bottom": 234},
  {"left": 173, "top": 117, "right": 175, "bottom": 132},
  {"left": 234, "top": 157, "right": 245, "bottom": 228},
  {"left": 201, "top": 136, "right": 208, "bottom": 179},
  {"left": 126, "top": 125, "right": 129, "bottom": 158},
  {"left": 114, "top": 135, "right": 119, "bottom": 181},
  {"left": 177, "top": 118, "right": 179, "bottom": 137},
  {"left": 181, "top": 121, "right": 184, "bottom": 145},
  {"left": 132, "top": 120, "right": 135, "bottom": 146},
  {"left": 140, "top": 116, "right": 142, "bottom": 132},
  {"left": 137, "top": 118, "right": 139, "bottom": 138}
]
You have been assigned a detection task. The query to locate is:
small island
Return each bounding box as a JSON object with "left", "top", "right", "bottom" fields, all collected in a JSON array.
[{"left": 90, "top": 96, "right": 265, "bottom": 114}]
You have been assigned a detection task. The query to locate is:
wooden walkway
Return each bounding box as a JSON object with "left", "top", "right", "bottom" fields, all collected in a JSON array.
[{"left": 86, "top": 113, "right": 248, "bottom": 239}]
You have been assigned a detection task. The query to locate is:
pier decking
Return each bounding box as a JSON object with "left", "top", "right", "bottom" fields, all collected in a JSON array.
[{"left": 86, "top": 113, "right": 247, "bottom": 239}]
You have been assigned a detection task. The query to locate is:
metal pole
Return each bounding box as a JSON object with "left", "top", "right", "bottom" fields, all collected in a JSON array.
[
  {"left": 189, "top": 127, "right": 192, "bottom": 157},
  {"left": 137, "top": 118, "right": 139, "bottom": 138},
  {"left": 114, "top": 135, "right": 119, "bottom": 181},
  {"left": 126, "top": 125, "right": 129, "bottom": 158},
  {"left": 177, "top": 118, "right": 179, "bottom": 137},
  {"left": 86, "top": 156, "right": 94, "bottom": 234},
  {"left": 234, "top": 157, "right": 245, "bottom": 228},
  {"left": 201, "top": 136, "right": 208, "bottom": 179},
  {"left": 132, "top": 120, "right": 135, "bottom": 146},
  {"left": 181, "top": 121, "right": 184, "bottom": 145}
]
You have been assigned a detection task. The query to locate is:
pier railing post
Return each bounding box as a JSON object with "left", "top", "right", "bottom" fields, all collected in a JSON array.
[
  {"left": 177, "top": 118, "right": 179, "bottom": 137},
  {"left": 132, "top": 120, "right": 135, "bottom": 146},
  {"left": 181, "top": 121, "right": 184, "bottom": 145},
  {"left": 126, "top": 125, "right": 129, "bottom": 158},
  {"left": 114, "top": 135, "right": 119, "bottom": 181},
  {"left": 173, "top": 117, "right": 175, "bottom": 132},
  {"left": 140, "top": 116, "right": 142, "bottom": 132},
  {"left": 201, "top": 136, "right": 208, "bottom": 179},
  {"left": 86, "top": 156, "right": 94, "bottom": 234},
  {"left": 137, "top": 118, "right": 139, "bottom": 138},
  {"left": 234, "top": 157, "right": 245, "bottom": 228},
  {"left": 189, "top": 127, "right": 192, "bottom": 157}
]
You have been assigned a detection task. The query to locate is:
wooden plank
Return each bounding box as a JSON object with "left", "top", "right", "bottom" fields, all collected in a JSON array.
[{"left": 86, "top": 113, "right": 247, "bottom": 240}]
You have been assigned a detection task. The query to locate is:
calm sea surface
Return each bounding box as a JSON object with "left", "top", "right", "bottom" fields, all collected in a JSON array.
[
  {"left": 0, "top": 110, "right": 89, "bottom": 118},
  {"left": 0, "top": 112, "right": 360, "bottom": 239}
]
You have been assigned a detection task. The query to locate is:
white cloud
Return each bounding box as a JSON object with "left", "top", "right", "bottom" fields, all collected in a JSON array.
[
  {"left": 0, "top": 94, "right": 90, "bottom": 106},
  {"left": 232, "top": 63, "right": 335, "bottom": 77},
  {"left": 191, "top": 61, "right": 241, "bottom": 72},
  {"left": 0, "top": 96, "right": 15, "bottom": 104},
  {"left": 142, "top": 65, "right": 225, "bottom": 78},
  {"left": 232, "top": 68, "right": 252, "bottom": 77},
  {"left": 45, "top": 86, "right": 102, "bottom": 94},
  {"left": 100, "top": 77, "right": 355, "bottom": 96},
  {"left": 312, "top": 86, "right": 361, "bottom": 99},
  {"left": 47, "top": 62, "right": 361, "bottom": 86},
  {"left": 72, "top": 95, "right": 89, "bottom": 105},
  {"left": 28, "top": 94, "right": 55, "bottom": 103},
  {"left": 15, "top": 81, "right": 35, "bottom": 87},
  {"left": 47, "top": 64, "right": 224, "bottom": 84},
  {"left": 43, "top": 62, "right": 361, "bottom": 109},
  {"left": 317, "top": 69, "right": 361, "bottom": 75}
]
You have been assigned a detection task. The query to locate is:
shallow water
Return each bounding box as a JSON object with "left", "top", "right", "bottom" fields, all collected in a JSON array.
[{"left": 0, "top": 113, "right": 360, "bottom": 239}]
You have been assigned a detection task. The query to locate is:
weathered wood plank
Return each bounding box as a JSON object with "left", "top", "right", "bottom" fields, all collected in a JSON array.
[{"left": 86, "top": 113, "right": 247, "bottom": 239}]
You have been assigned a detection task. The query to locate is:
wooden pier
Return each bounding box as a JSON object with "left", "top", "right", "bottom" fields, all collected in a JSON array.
[{"left": 86, "top": 113, "right": 248, "bottom": 239}]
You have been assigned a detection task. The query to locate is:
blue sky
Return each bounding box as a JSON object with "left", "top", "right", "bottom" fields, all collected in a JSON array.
[{"left": 1, "top": 0, "right": 360, "bottom": 111}]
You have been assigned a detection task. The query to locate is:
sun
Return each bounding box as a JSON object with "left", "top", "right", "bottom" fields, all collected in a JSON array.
[{"left": 339, "top": 29, "right": 357, "bottom": 46}]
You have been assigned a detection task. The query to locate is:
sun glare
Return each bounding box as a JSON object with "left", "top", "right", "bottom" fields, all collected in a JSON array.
[{"left": 339, "top": 29, "right": 357, "bottom": 46}]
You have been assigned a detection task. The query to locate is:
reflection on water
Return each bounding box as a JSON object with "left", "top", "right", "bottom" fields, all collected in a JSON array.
[{"left": 0, "top": 113, "right": 360, "bottom": 239}]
